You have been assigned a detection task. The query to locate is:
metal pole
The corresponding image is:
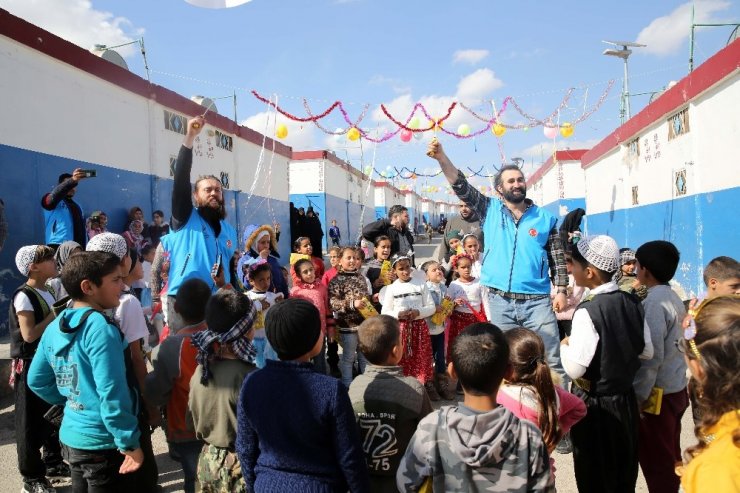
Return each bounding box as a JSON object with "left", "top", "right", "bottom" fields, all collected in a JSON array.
[
  {"left": 623, "top": 56, "right": 631, "bottom": 120},
  {"left": 233, "top": 90, "right": 238, "bottom": 124},
  {"left": 689, "top": 4, "right": 696, "bottom": 72}
]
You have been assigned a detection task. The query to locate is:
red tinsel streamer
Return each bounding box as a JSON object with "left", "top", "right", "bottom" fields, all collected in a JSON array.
[
  {"left": 252, "top": 90, "right": 340, "bottom": 122},
  {"left": 380, "top": 102, "right": 457, "bottom": 133}
]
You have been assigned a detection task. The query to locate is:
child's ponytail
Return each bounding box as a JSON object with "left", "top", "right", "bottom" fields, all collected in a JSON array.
[{"left": 505, "top": 327, "right": 562, "bottom": 452}]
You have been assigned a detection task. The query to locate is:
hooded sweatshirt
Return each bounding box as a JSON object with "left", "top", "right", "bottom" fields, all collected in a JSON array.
[
  {"left": 27, "top": 308, "right": 141, "bottom": 451},
  {"left": 396, "top": 404, "right": 554, "bottom": 492}
]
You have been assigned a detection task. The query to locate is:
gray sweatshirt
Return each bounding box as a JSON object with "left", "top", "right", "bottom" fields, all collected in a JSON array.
[
  {"left": 396, "top": 404, "right": 554, "bottom": 492},
  {"left": 633, "top": 284, "right": 688, "bottom": 402}
]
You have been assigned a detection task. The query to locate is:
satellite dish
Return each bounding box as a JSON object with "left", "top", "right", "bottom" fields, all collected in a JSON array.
[
  {"left": 191, "top": 95, "right": 218, "bottom": 115},
  {"left": 602, "top": 40, "right": 647, "bottom": 48},
  {"left": 185, "top": 0, "right": 251, "bottom": 8},
  {"left": 91, "top": 47, "right": 128, "bottom": 70}
]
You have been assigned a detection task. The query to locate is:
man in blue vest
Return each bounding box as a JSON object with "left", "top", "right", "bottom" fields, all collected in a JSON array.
[
  {"left": 41, "top": 169, "right": 89, "bottom": 248},
  {"left": 428, "top": 139, "right": 569, "bottom": 379},
  {"left": 165, "top": 116, "right": 237, "bottom": 325}
]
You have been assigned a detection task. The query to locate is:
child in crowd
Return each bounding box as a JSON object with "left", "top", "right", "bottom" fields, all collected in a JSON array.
[
  {"left": 329, "top": 219, "right": 341, "bottom": 247},
  {"left": 421, "top": 260, "right": 455, "bottom": 400},
  {"left": 462, "top": 234, "right": 482, "bottom": 279},
  {"left": 148, "top": 210, "right": 170, "bottom": 247},
  {"left": 47, "top": 240, "right": 82, "bottom": 301},
  {"left": 441, "top": 230, "right": 463, "bottom": 285},
  {"left": 86, "top": 210, "right": 108, "bottom": 240},
  {"left": 703, "top": 256, "right": 740, "bottom": 297},
  {"left": 329, "top": 246, "right": 373, "bottom": 387},
  {"left": 497, "top": 327, "right": 586, "bottom": 474},
  {"left": 396, "top": 323, "right": 554, "bottom": 492},
  {"left": 189, "top": 289, "right": 259, "bottom": 493},
  {"left": 349, "top": 315, "right": 432, "bottom": 493},
  {"left": 551, "top": 252, "right": 585, "bottom": 340},
  {"left": 237, "top": 224, "right": 289, "bottom": 298},
  {"left": 633, "top": 240, "right": 689, "bottom": 493},
  {"left": 677, "top": 295, "right": 740, "bottom": 493},
  {"left": 144, "top": 278, "right": 211, "bottom": 493},
  {"left": 236, "top": 299, "right": 370, "bottom": 492},
  {"left": 123, "top": 219, "right": 148, "bottom": 255},
  {"left": 11, "top": 245, "right": 67, "bottom": 492},
  {"left": 245, "top": 261, "right": 281, "bottom": 368},
  {"left": 137, "top": 244, "right": 156, "bottom": 308},
  {"left": 447, "top": 254, "right": 486, "bottom": 372},
  {"left": 365, "top": 236, "right": 394, "bottom": 311},
  {"left": 561, "top": 235, "right": 653, "bottom": 493},
  {"left": 321, "top": 245, "right": 342, "bottom": 287},
  {"left": 617, "top": 247, "right": 648, "bottom": 300},
  {"left": 380, "top": 255, "right": 436, "bottom": 396},
  {"left": 291, "top": 258, "right": 331, "bottom": 374},
  {"left": 28, "top": 252, "right": 143, "bottom": 491},
  {"left": 292, "top": 236, "right": 325, "bottom": 282}
]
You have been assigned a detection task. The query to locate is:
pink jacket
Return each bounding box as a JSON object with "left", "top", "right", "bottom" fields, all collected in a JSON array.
[
  {"left": 551, "top": 274, "right": 585, "bottom": 321},
  {"left": 290, "top": 282, "right": 330, "bottom": 334}
]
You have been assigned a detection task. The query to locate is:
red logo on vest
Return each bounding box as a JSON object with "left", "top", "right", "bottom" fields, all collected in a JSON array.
[
  {"left": 529, "top": 228, "right": 538, "bottom": 237},
  {"left": 226, "top": 240, "right": 232, "bottom": 249}
]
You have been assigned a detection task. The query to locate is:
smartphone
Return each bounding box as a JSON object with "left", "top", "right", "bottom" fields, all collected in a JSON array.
[
  {"left": 212, "top": 253, "right": 223, "bottom": 278},
  {"left": 80, "top": 169, "right": 97, "bottom": 178}
]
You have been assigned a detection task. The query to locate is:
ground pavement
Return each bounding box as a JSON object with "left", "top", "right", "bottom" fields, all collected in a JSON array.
[{"left": 0, "top": 235, "right": 695, "bottom": 492}]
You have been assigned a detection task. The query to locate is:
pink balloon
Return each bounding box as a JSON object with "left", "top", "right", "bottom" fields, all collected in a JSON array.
[
  {"left": 400, "top": 129, "right": 412, "bottom": 142},
  {"left": 543, "top": 126, "right": 558, "bottom": 139}
]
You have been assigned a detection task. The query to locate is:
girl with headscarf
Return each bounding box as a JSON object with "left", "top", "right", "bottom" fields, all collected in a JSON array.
[
  {"left": 46, "top": 240, "right": 82, "bottom": 301},
  {"left": 236, "top": 224, "right": 289, "bottom": 298},
  {"left": 86, "top": 211, "right": 108, "bottom": 240},
  {"left": 123, "top": 220, "right": 148, "bottom": 255}
]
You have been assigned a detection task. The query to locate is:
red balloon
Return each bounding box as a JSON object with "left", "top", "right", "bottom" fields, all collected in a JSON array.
[{"left": 400, "top": 129, "right": 412, "bottom": 142}]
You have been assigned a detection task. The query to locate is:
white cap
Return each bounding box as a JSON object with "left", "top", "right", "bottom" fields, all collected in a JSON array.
[
  {"left": 86, "top": 232, "right": 128, "bottom": 260},
  {"left": 15, "top": 245, "right": 40, "bottom": 276},
  {"left": 576, "top": 235, "right": 619, "bottom": 273}
]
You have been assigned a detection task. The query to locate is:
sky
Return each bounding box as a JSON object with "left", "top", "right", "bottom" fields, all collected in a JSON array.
[{"left": 2, "top": 0, "right": 739, "bottom": 201}]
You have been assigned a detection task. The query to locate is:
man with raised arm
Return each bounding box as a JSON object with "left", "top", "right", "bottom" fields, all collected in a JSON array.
[{"left": 427, "top": 139, "right": 569, "bottom": 379}]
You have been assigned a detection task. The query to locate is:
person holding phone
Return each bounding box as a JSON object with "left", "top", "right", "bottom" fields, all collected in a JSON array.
[{"left": 41, "top": 168, "right": 92, "bottom": 248}]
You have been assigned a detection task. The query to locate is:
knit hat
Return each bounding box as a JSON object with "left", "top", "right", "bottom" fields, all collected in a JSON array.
[
  {"left": 576, "top": 235, "right": 619, "bottom": 273},
  {"left": 446, "top": 229, "right": 463, "bottom": 241},
  {"left": 86, "top": 232, "right": 128, "bottom": 260},
  {"left": 15, "top": 245, "right": 41, "bottom": 276},
  {"left": 265, "top": 298, "right": 321, "bottom": 361},
  {"left": 620, "top": 248, "right": 636, "bottom": 266}
]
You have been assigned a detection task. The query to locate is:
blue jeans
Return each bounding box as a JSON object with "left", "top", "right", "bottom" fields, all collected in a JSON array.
[
  {"left": 484, "top": 291, "right": 567, "bottom": 384},
  {"left": 169, "top": 440, "right": 204, "bottom": 493},
  {"left": 430, "top": 332, "right": 446, "bottom": 374},
  {"left": 339, "top": 330, "right": 367, "bottom": 387},
  {"left": 253, "top": 337, "right": 278, "bottom": 368}
]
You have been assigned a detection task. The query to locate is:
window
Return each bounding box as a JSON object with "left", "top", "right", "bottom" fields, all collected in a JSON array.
[
  {"left": 215, "top": 130, "right": 233, "bottom": 152},
  {"left": 164, "top": 110, "right": 186, "bottom": 135},
  {"left": 220, "top": 172, "right": 230, "bottom": 189},
  {"left": 632, "top": 186, "right": 639, "bottom": 205},
  {"left": 668, "top": 108, "right": 689, "bottom": 140},
  {"left": 169, "top": 155, "right": 177, "bottom": 177},
  {"left": 627, "top": 137, "right": 640, "bottom": 156},
  {"left": 675, "top": 169, "right": 687, "bottom": 196}
]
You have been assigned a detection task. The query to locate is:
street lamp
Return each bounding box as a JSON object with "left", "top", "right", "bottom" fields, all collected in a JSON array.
[{"left": 602, "top": 40, "right": 645, "bottom": 124}]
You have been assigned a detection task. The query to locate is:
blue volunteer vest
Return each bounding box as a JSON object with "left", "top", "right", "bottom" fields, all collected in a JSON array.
[
  {"left": 44, "top": 200, "right": 74, "bottom": 244},
  {"left": 479, "top": 198, "right": 557, "bottom": 295},
  {"left": 164, "top": 209, "right": 237, "bottom": 296}
]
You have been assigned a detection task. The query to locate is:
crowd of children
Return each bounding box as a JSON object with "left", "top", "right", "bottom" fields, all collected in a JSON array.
[{"left": 6, "top": 222, "right": 740, "bottom": 492}]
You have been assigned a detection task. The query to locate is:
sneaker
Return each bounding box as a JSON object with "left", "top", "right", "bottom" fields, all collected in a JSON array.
[
  {"left": 435, "top": 374, "right": 456, "bottom": 401},
  {"left": 424, "top": 380, "right": 441, "bottom": 401},
  {"left": 555, "top": 432, "right": 573, "bottom": 454},
  {"left": 21, "top": 480, "right": 56, "bottom": 493},
  {"left": 45, "top": 462, "right": 70, "bottom": 478}
]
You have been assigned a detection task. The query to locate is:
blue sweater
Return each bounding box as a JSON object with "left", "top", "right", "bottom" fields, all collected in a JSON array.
[
  {"left": 28, "top": 308, "right": 140, "bottom": 451},
  {"left": 237, "top": 360, "right": 370, "bottom": 493}
]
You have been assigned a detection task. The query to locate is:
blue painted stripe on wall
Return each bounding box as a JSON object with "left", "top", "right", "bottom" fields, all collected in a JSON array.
[
  {"left": 538, "top": 198, "right": 586, "bottom": 225},
  {"left": 375, "top": 207, "right": 387, "bottom": 221},
  {"left": 0, "top": 143, "right": 290, "bottom": 333},
  {"left": 586, "top": 187, "right": 740, "bottom": 296}
]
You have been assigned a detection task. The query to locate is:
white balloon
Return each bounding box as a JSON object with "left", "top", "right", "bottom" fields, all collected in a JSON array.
[{"left": 413, "top": 131, "right": 423, "bottom": 140}]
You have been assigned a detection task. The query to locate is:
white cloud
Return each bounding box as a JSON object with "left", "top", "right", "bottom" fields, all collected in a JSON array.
[
  {"left": 456, "top": 68, "right": 504, "bottom": 103},
  {"left": 241, "top": 112, "right": 317, "bottom": 150},
  {"left": 368, "top": 74, "right": 412, "bottom": 94},
  {"left": 453, "top": 49, "right": 489, "bottom": 65},
  {"left": 636, "top": 0, "right": 731, "bottom": 56},
  {"left": 0, "top": 0, "right": 145, "bottom": 57}
]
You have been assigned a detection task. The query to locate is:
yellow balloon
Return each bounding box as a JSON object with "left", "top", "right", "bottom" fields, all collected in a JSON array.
[
  {"left": 492, "top": 123, "right": 506, "bottom": 137},
  {"left": 560, "top": 122, "right": 574, "bottom": 138},
  {"left": 275, "top": 124, "right": 288, "bottom": 139},
  {"left": 347, "top": 127, "right": 361, "bottom": 141}
]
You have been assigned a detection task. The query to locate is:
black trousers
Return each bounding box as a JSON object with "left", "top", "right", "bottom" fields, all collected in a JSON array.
[
  {"left": 63, "top": 445, "right": 138, "bottom": 493},
  {"left": 15, "top": 362, "right": 63, "bottom": 482},
  {"left": 571, "top": 386, "right": 639, "bottom": 493},
  {"left": 133, "top": 415, "right": 159, "bottom": 492}
]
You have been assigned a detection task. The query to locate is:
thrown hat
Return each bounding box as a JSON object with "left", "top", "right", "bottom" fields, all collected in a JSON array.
[
  {"left": 620, "top": 248, "right": 636, "bottom": 266},
  {"left": 15, "top": 245, "right": 41, "bottom": 276},
  {"left": 446, "top": 229, "right": 464, "bottom": 241},
  {"left": 576, "top": 235, "right": 619, "bottom": 273},
  {"left": 265, "top": 298, "right": 321, "bottom": 361},
  {"left": 86, "top": 232, "right": 128, "bottom": 260}
]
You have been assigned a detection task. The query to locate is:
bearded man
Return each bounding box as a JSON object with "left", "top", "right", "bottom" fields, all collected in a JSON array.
[
  {"left": 440, "top": 201, "right": 484, "bottom": 260},
  {"left": 165, "top": 116, "right": 237, "bottom": 301},
  {"left": 428, "top": 139, "right": 569, "bottom": 381}
]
